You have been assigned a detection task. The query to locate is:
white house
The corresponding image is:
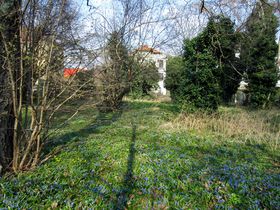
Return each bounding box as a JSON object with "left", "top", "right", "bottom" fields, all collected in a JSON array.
[{"left": 137, "top": 45, "right": 168, "bottom": 95}]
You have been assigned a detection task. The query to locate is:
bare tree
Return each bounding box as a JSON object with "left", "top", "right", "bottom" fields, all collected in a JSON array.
[
  {"left": 0, "top": 0, "right": 92, "bottom": 173},
  {"left": 82, "top": 0, "right": 178, "bottom": 111}
]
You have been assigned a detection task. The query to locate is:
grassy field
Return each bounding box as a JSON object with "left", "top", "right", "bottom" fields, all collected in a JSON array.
[{"left": 0, "top": 100, "right": 279, "bottom": 209}]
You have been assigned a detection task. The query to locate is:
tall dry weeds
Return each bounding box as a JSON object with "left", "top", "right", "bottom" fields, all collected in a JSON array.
[{"left": 160, "top": 108, "right": 280, "bottom": 150}]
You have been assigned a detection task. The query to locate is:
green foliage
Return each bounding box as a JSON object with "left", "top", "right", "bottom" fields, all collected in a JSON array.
[
  {"left": 167, "top": 15, "right": 240, "bottom": 110},
  {"left": 129, "top": 59, "right": 159, "bottom": 98},
  {"left": 177, "top": 23, "right": 225, "bottom": 111},
  {"left": 0, "top": 101, "right": 279, "bottom": 209},
  {"left": 206, "top": 16, "right": 242, "bottom": 103},
  {"left": 241, "top": 0, "right": 279, "bottom": 108},
  {"left": 182, "top": 39, "right": 221, "bottom": 110},
  {"left": 195, "top": 15, "right": 241, "bottom": 103},
  {"left": 97, "top": 31, "right": 131, "bottom": 112},
  {"left": 107, "top": 32, "right": 130, "bottom": 77},
  {"left": 249, "top": 71, "right": 278, "bottom": 108},
  {"left": 165, "top": 56, "right": 184, "bottom": 102}
]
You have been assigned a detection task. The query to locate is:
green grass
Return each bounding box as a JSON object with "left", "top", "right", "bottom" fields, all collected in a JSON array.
[{"left": 0, "top": 100, "right": 279, "bottom": 209}]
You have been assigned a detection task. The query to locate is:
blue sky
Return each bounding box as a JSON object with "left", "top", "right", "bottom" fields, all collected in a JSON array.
[{"left": 72, "top": 0, "right": 280, "bottom": 55}]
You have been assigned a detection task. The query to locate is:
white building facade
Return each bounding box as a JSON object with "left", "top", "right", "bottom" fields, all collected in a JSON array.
[{"left": 137, "top": 45, "right": 168, "bottom": 95}]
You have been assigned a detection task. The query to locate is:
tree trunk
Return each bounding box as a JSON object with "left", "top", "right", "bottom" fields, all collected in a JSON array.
[
  {"left": 0, "top": 71, "right": 14, "bottom": 173},
  {"left": 0, "top": 0, "right": 21, "bottom": 173}
]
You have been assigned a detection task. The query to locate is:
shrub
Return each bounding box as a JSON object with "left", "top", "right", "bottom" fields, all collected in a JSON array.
[
  {"left": 165, "top": 56, "right": 184, "bottom": 102},
  {"left": 249, "top": 71, "right": 278, "bottom": 108},
  {"left": 204, "top": 15, "right": 241, "bottom": 104},
  {"left": 166, "top": 15, "right": 240, "bottom": 110},
  {"left": 129, "top": 59, "right": 159, "bottom": 98},
  {"left": 96, "top": 31, "right": 131, "bottom": 112},
  {"left": 180, "top": 39, "right": 221, "bottom": 111},
  {"left": 240, "top": 0, "right": 279, "bottom": 108}
]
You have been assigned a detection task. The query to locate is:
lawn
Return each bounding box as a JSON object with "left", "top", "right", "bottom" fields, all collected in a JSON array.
[{"left": 0, "top": 100, "right": 279, "bottom": 209}]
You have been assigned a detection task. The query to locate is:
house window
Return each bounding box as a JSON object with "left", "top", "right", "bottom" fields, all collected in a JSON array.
[{"left": 158, "top": 60, "right": 164, "bottom": 68}]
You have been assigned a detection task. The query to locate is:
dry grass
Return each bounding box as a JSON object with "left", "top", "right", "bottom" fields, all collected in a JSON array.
[{"left": 160, "top": 107, "right": 280, "bottom": 150}]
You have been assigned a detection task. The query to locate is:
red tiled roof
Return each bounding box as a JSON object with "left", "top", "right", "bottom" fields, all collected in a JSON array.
[
  {"left": 137, "top": 45, "right": 161, "bottom": 54},
  {"left": 64, "top": 68, "right": 80, "bottom": 78}
]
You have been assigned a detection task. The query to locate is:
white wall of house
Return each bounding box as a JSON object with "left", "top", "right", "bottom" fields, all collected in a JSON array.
[
  {"left": 141, "top": 52, "right": 168, "bottom": 95},
  {"left": 276, "top": 80, "right": 280, "bottom": 87},
  {"left": 152, "top": 53, "right": 167, "bottom": 95}
]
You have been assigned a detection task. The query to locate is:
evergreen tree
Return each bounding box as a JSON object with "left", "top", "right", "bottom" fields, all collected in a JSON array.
[
  {"left": 97, "top": 31, "right": 131, "bottom": 112},
  {"left": 206, "top": 16, "right": 242, "bottom": 103},
  {"left": 130, "top": 59, "right": 159, "bottom": 97},
  {"left": 241, "top": 0, "right": 279, "bottom": 108},
  {"left": 166, "top": 15, "right": 240, "bottom": 109},
  {"left": 165, "top": 56, "right": 184, "bottom": 102},
  {"left": 181, "top": 38, "right": 221, "bottom": 111}
]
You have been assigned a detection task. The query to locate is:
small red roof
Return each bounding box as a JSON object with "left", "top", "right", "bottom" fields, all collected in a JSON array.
[
  {"left": 137, "top": 45, "right": 161, "bottom": 54},
  {"left": 64, "top": 68, "right": 80, "bottom": 78}
]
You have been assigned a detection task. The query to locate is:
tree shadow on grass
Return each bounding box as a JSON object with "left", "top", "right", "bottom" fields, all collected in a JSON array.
[
  {"left": 41, "top": 109, "right": 123, "bottom": 159},
  {"left": 114, "top": 121, "right": 137, "bottom": 210},
  {"left": 1, "top": 108, "right": 124, "bottom": 208},
  {"left": 72, "top": 118, "right": 137, "bottom": 209}
]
